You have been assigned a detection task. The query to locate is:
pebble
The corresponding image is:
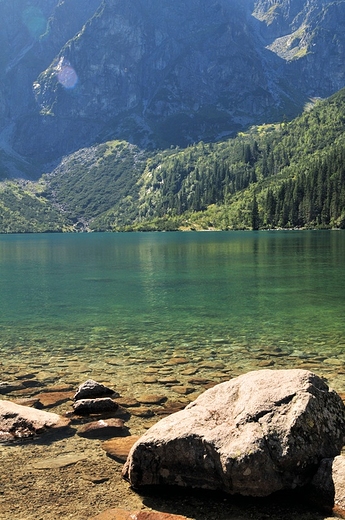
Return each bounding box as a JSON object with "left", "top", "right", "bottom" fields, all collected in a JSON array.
[
  {"left": 166, "top": 357, "right": 189, "bottom": 365},
  {"left": 257, "top": 360, "right": 275, "bottom": 367},
  {"left": 170, "top": 386, "right": 194, "bottom": 395},
  {"left": 153, "top": 401, "right": 187, "bottom": 416},
  {"left": 181, "top": 368, "right": 198, "bottom": 376},
  {"left": 187, "top": 378, "right": 210, "bottom": 385},
  {"left": 130, "top": 407, "right": 154, "bottom": 418},
  {"left": 115, "top": 397, "right": 140, "bottom": 408},
  {"left": 143, "top": 377, "right": 158, "bottom": 384},
  {"left": 158, "top": 377, "right": 180, "bottom": 385},
  {"left": 143, "top": 368, "right": 158, "bottom": 374},
  {"left": 198, "top": 361, "right": 225, "bottom": 369},
  {"left": 138, "top": 394, "right": 167, "bottom": 405}
]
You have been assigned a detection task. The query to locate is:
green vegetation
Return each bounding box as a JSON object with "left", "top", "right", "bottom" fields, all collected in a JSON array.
[
  {"left": 1, "top": 88, "right": 345, "bottom": 233},
  {"left": 0, "top": 181, "right": 72, "bottom": 233}
]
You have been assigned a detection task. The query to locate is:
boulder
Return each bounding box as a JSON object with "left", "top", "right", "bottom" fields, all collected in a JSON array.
[
  {"left": 0, "top": 399, "right": 70, "bottom": 441},
  {"left": 74, "top": 379, "right": 118, "bottom": 401},
  {"left": 310, "top": 455, "right": 345, "bottom": 518},
  {"left": 73, "top": 398, "right": 119, "bottom": 415},
  {"left": 123, "top": 369, "right": 345, "bottom": 497}
]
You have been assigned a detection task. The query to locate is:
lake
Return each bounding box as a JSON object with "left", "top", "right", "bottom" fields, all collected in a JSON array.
[{"left": 1, "top": 230, "right": 344, "bottom": 394}]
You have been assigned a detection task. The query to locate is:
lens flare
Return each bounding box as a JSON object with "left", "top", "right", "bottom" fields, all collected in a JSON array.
[
  {"left": 22, "top": 7, "right": 47, "bottom": 39},
  {"left": 56, "top": 58, "right": 78, "bottom": 89}
]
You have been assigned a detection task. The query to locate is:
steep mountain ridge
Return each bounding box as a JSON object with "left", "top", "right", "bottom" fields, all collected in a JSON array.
[{"left": 0, "top": 0, "right": 344, "bottom": 178}]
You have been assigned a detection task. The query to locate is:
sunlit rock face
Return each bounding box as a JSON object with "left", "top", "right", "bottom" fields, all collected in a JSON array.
[{"left": 1, "top": 0, "right": 345, "bottom": 174}]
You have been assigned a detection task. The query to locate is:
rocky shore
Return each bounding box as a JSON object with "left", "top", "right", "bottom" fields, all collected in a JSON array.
[{"left": 1, "top": 370, "right": 345, "bottom": 520}]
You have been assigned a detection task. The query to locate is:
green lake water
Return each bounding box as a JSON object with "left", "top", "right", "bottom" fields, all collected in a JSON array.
[{"left": 1, "top": 230, "right": 345, "bottom": 394}]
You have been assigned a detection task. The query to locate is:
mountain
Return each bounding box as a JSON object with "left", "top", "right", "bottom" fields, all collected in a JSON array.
[
  {"left": 1, "top": 86, "right": 345, "bottom": 232},
  {"left": 1, "top": 0, "right": 345, "bottom": 177}
]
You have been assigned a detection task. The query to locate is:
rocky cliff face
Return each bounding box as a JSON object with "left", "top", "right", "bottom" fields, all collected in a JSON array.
[{"left": 1, "top": 0, "right": 345, "bottom": 177}]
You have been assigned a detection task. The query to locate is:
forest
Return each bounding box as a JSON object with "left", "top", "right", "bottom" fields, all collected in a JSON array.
[{"left": 1, "top": 87, "right": 345, "bottom": 233}]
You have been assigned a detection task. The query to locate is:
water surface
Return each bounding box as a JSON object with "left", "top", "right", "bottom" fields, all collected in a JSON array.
[{"left": 0, "top": 230, "right": 344, "bottom": 393}]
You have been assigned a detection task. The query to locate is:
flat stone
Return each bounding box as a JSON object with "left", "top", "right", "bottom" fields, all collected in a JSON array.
[
  {"left": 166, "top": 357, "right": 189, "bottom": 365},
  {"left": 257, "top": 360, "right": 275, "bottom": 367},
  {"left": 181, "top": 368, "right": 198, "bottom": 376},
  {"left": 32, "top": 454, "right": 87, "bottom": 469},
  {"left": 73, "top": 398, "right": 119, "bottom": 415},
  {"left": 153, "top": 401, "right": 187, "bottom": 416},
  {"left": 138, "top": 394, "right": 167, "bottom": 405},
  {"left": 143, "top": 377, "right": 158, "bottom": 384},
  {"left": 40, "top": 384, "right": 75, "bottom": 392},
  {"left": 0, "top": 382, "right": 24, "bottom": 394},
  {"left": 21, "top": 379, "right": 44, "bottom": 389},
  {"left": 0, "top": 400, "right": 70, "bottom": 441},
  {"left": 77, "top": 418, "right": 127, "bottom": 438},
  {"left": 158, "top": 378, "right": 180, "bottom": 385},
  {"left": 102, "top": 436, "right": 141, "bottom": 462},
  {"left": 143, "top": 368, "right": 158, "bottom": 374},
  {"left": 35, "top": 391, "right": 74, "bottom": 408},
  {"left": 16, "top": 372, "right": 37, "bottom": 380},
  {"left": 187, "top": 378, "right": 210, "bottom": 385},
  {"left": 13, "top": 398, "right": 43, "bottom": 408},
  {"left": 198, "top": 361, "right": 225, "bottom": 369},
  {"left": 115, "top": 397, "right": 140, "bottom": 408},
  {"left": 170, "top": 386, "right": 194, "bottom": 395},
  {"left": 130, "top": 407, "right": 154, "bottom": 418},
  {"left": 74, "top": 379, "right": 118, "bottom": 401}
]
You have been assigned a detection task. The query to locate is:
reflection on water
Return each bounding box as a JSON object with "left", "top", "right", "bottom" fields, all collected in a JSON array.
[{"left": 0, "top": 230, "right": 344, "bottom": 393}]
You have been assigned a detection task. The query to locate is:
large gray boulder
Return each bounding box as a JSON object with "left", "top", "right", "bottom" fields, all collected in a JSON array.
[{"left": 123, "top": 369, "right": 345, "bottom": 497}]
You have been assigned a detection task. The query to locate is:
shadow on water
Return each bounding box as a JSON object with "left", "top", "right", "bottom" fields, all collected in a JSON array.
[{"left": 139, "top": 485, "right": 330, "bottom": 520}]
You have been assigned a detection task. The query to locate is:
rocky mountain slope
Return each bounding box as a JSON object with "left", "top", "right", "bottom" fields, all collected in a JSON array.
[{"left": 0, "top": 0, "right": 345, "bottom": 178}]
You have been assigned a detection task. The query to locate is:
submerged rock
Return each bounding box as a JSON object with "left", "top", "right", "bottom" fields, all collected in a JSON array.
[
  {"left": 123, "top": 369, "right": 345, "bottom": 497},
  {"left": 74, "top": 379, "right": 118, "bottom": 401},
  {"left": 0, "top": 399, "right": 70, "bottom": 441}
]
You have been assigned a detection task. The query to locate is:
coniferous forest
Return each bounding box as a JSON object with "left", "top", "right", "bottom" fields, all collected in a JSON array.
[{"left": 1, "top": 88, "right": 345, "bottom": 233}]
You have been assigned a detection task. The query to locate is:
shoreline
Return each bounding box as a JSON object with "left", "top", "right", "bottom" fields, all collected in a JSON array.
[{"left": 1, "top": 367, "right": 344, "bottom": 520}]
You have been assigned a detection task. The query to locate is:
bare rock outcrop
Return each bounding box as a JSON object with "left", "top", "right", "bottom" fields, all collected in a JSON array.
[{"left": 123, "top": 369, "right": 345, "bottom": 497}]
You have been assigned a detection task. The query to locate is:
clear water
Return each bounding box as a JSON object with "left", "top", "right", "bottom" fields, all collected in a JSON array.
[{"left": 1, "top": 230, "right": 345, "bottom": 393}]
